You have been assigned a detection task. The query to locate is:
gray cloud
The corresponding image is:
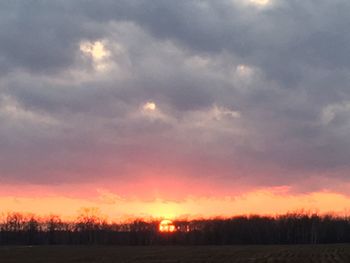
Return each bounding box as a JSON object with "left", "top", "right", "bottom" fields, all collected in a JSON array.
[{"left": 0, "top": 0, "right": 350, "bottom": 195}]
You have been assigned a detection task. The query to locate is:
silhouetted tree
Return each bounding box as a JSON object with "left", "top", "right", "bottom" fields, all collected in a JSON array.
[{"left": 0, "top": 211, "right": 350, "bottom": 245}]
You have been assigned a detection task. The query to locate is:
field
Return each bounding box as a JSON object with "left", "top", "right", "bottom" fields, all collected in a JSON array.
[{"left": 1, "top": 245, "right": 350, "bottom": 263}]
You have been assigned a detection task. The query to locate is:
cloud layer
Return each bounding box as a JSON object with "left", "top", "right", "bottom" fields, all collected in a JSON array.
[{"left": 1, "top": 0, "right": 350, "bottom": 201}]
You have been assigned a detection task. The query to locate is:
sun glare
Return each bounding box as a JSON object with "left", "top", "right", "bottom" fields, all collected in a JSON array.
[
  {"left": 159, "top": 219, "right": 176, "bottom": 233},
  {"left": 249, "top": 0, "right": 270, "bottom": 6},
  {"left": 80, "top": 41, "right": 110, "bottom": 60},
  {"left": 143, "top": 101, "right": 157, "bottom": 111},
  {"left": 146, "top": 199, "right": 183, "bottom": 219}
]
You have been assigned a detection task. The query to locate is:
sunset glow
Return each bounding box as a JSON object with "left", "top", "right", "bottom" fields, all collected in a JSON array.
[
  {"left": 1, "top": 0, "right": 350, "bottom": 225},
  {"left": 0, "top": 184, "right": 350, "bottom": 221}
]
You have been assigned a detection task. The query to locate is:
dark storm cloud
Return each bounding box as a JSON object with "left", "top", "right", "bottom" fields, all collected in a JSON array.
[{"left": 0, "top": 0, "right": 350, "bottom": 193}]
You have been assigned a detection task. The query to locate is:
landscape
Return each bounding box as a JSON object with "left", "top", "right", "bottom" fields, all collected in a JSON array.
[
  {"left": 1, "top": 0, "right": 350, "bottom": 262},
  {"left": 1, "top": 245, "right": 350, "bottom": 263}
]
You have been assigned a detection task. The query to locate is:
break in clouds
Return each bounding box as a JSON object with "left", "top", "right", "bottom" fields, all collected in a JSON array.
[{"left": 0, "top": 0, "right": 350, "bottom": 195}]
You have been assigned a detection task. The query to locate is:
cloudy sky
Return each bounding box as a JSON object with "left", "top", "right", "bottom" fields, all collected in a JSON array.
[{"left": 1, "top": 0, "right": 350, "bottom": 219}]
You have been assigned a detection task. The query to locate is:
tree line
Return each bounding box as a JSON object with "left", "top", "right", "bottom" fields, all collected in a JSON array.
[{"left": 0, "top": 210, "right": 349, "bottom": 245}]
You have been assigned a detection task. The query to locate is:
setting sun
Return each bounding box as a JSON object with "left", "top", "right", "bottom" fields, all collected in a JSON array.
[{"left": 159, "top": 219, "right": 176, "bottom": 233}]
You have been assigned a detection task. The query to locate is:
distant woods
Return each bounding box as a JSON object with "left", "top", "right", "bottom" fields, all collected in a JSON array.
[{"left": 1, "top": 211, "right": 350, "bottom": 245}]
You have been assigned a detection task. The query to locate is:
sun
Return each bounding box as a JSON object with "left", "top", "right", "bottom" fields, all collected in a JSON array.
[{"left": 159, "top": 219, "right": 176, "bottom": 233}]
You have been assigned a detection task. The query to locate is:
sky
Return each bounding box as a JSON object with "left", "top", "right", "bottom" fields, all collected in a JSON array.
[{"left": 1, "top": 0, "right": 350, "bottom": 220}]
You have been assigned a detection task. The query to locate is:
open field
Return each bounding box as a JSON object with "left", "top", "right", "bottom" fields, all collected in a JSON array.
[{"left": 0, "top": 245, "right": 350, "bottom": 263}]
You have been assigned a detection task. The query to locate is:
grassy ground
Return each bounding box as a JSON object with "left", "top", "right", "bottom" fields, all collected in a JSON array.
[{"left": 0, "top": 244, "right": 349, "bottom": 263}]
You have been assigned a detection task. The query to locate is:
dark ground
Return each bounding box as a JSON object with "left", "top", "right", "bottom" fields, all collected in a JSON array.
[{"left": 0, "top": 244, "right": 349, "bottom": 263}]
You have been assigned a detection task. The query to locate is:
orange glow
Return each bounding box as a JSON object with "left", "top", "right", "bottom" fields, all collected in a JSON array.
[
  {"left": 0, "top": 183, "right": 350, "bottom": 220},
  {"left": 159, "top": 219, "right": 176, "bottom": 233}
]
